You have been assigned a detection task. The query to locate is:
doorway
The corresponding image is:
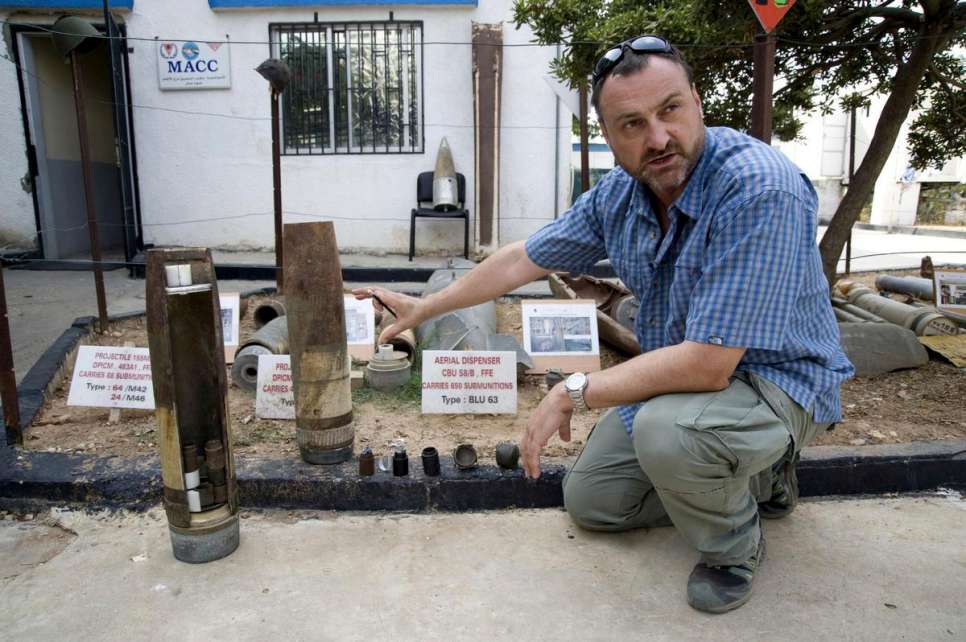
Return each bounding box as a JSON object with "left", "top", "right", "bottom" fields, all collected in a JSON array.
[{"left": 13, "top": 23, "right": 141, "bottom": 261}]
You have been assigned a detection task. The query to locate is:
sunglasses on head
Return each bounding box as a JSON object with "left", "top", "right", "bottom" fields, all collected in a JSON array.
[{"left": 592, "top": 35, "right": 673, "bottom": 87}]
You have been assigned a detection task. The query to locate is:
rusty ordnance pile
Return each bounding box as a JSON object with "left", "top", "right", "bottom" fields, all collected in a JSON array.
[{"left": 834, "top": 280, "right": 959, "bottom": 337}]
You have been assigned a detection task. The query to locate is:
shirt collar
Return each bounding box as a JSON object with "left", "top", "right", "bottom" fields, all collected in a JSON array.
[
  {"left": 671, "top": 126, "right": 715, "bottom": 221},
  {"left": 627, "top": 126, "right": 716, "bottom": 224}
]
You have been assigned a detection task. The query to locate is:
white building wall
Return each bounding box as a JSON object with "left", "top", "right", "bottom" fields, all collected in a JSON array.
[
  {"left": 0, "top": 12, "right": 36, "bottom": 250},
  {"left": 0, "top": 1, "right": 567, "bottom": 256},
  {"left": 778, "top": 92, "right": 965, "bottom": 227}
]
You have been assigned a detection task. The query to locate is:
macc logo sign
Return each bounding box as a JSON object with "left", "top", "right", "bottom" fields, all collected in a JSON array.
[{"left": 157, "top": 40, "right": 232, "bottom": 90}]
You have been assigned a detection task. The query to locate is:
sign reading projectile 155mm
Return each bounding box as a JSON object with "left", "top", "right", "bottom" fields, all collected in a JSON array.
[
  {"left": 67, "top": 345, "right": 155, "bottom": 410},
  {"left": 157, "top": 40, "right": 231, "bottom": 90},
  {"left": 747, "top": 0, "right": 797, "bottom": 33},
  {"left": 421, "top": 350, "right": 517, "bottom": 414}
]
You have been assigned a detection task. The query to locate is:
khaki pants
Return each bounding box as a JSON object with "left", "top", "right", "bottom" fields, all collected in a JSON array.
[{"left": 562, "top": 373, "right": 826, "bottom": 566}]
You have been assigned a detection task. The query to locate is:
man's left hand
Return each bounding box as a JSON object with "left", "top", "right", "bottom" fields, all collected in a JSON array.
[{"left": 520, "top": 384, "right": 573, "bottom": 479}]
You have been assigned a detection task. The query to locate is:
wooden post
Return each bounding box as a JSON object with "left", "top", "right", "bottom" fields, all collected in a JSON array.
[
  {"left": 750, "top": 31, "right": 776, "bottom": 144},
  {"left": 70, "top": 50, "right": 109, "bottom": 331},
  {"left": 283, "top": 222, "right": 353, "bottom": 464},
  {"left": 0, "top": 262, "right": 21, "bottom": 446}
]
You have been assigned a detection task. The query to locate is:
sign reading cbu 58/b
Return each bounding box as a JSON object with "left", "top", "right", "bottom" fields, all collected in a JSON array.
[{"left": 157, "top": 39, "right": 231, "bottom": 90}]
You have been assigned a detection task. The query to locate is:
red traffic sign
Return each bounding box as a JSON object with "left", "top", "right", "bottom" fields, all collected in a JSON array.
[{"left": 748, "top": 0, "right": 796, "bottom": 33}]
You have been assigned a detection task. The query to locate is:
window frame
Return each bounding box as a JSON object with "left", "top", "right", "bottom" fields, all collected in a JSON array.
[{"left": 268, "top": 19, "right": 425, "bottom": 156}]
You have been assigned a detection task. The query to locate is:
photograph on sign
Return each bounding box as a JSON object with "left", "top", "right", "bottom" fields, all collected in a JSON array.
[
  {"left": 67, "top": 345, "right": 155, "bottom": 410},
  {"left": 421, "top": 350, "right": 517, "bottom": 415},
  {"left": 344, "top": 296, "right": 375, "bottom": 345},
  {"left": 522, "top": 301, "right": 599, "bottom": 357},
  {"left": 255, "top": 354, "right": 295, "bottom": 419},
  {"left": 934, "top": 270, "right": 966, "bottom": 316},
  {"left": 157, "top": 39, "right": 231, "bottom": 90},
  {"left": 219, "top": 293, "right": 240, "bottom": 346}
]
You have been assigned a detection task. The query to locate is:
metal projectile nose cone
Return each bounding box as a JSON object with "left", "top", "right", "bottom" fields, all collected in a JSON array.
[
  {"left": 359, "top": 448, "right": 375, "bottom": 477},
  {"left": 495, "top": 442, "right": 520, "bottom": 470},
  {"left": 432, "top": 137, "right": 459, "bottom": 211},
  {"left": 433, "top": 137, "right": 456, "bottom": 179},
  {"left": 453, "top": 444, "right": 478, "bottom": 470},
  {"left": 421, "top": 447, "right": 440, "bottom": 477},
  {"left": 255, "top": 58, "right": 291, "bottom": 93},
  {"left": 393, "top": 449, "right": 409, "bottom": 477}
]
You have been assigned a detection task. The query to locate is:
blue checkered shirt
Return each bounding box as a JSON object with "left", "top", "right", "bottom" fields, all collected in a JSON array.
[{"left": 525, "top": 127, "right": 854, "bottom": 433}]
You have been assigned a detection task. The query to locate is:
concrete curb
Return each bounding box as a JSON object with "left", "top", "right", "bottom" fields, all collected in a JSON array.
[
  {"left": 853, "top": 222, "right": 966, "bottom": 240},
  {"left": 3, "top": 305, "right": 965, "bottom": 512},
  {"left": 1, "top": 442, "right": 963, "bottom": 513}
]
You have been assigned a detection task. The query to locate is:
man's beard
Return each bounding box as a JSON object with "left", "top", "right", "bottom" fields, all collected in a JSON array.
[{"left": 635, "top": 143, "right": 696, "bottom": 196}]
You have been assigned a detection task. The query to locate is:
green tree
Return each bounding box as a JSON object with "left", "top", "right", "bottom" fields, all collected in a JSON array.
[{"left": 513, "top": 0, "right": 966, "bottom": 286}]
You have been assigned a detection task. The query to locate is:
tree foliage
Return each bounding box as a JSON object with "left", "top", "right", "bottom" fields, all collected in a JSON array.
[{"left": 513, "top": 1, "right": 966, "bottom": 283}]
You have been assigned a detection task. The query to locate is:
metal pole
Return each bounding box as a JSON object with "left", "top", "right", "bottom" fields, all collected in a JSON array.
[
  {"left": 271, "top": 89, "right": 284, "bottom": 293},
  {"left": 578, "top": 79, "right": 590, "bottom": 193},
  {"left": 70, "top": 51, "right": 109, "bottom": 332},
  {"left": 845, "top": 106, "right": 857, "bottom": 275},
  {"left": 750, "top": 31, "right": 775, "bottom": 144},
  {"left": 0, "top": 262, "right": 21, "bottom": 446}
]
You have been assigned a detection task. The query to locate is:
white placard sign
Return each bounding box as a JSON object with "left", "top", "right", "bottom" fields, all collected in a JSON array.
[
  {"left": 934, "top": 270, "right": 966, "bottom": 316},
  {"left": 421, "top": 350, "right": 517, "bottom": 414},
  {"left": 522, "top": 301, "right": 600, "bottom": 356},
  {"left": 67, "top": 345, "right": 155, "bottom": 410},
  {"left": 255, "top": 354, "right": 295, "bottom": 419},
  {"left": 344, "top": 296, "right": 375, "bottom": 345},
  {"left": 157, "top": 40, "right": 231, "bottom": 90},
  {"left": 220, "top": 293, "right": 240, "bottom": 347}
]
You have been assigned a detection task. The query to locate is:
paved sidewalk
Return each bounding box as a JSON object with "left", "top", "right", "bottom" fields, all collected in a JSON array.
[{"left": 1, "top": 494, "right": 964, "bottom": 640}]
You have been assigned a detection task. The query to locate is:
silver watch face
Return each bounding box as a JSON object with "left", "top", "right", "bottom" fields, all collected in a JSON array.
[{"left": 565, "top": 372, "right": 587, "bottom": 392}]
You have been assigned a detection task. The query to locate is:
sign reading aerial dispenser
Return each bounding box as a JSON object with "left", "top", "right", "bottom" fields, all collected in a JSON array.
[{"left": 432, "top": 137, "right": 460, "bottom": 211}]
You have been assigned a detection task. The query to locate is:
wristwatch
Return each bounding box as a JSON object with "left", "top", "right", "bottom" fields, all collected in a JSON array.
[{"left": 564, "top": 372, "right": 589, "bottom": 411}]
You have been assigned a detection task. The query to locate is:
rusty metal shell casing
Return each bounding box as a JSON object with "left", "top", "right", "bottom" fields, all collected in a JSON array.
[
  {"left": 283, "top": 222, "right": 354, "bottom": 464},
  {"left": 453, "top": 443, "right": 479, "bottom": 470},
  {"left": 359, "top": 448, "right": 375, "bottom": 476},
  {"left": 365, "top": 344, "right": 411, "bottom": 392},
  {"left": 495, "top": 442, "right": 520, "bottom": 470},
  {"left": 146, "top": 248, "right": 240, "bottom": 564},
  {"left": 421, "top": 447, "right": 441, "bottom": 477},
  {"left": 231, "top": 316, "right": 289, "bottom": 391},
  {"left": 253, "top": 299, "right": 286, "bottom": 329}
]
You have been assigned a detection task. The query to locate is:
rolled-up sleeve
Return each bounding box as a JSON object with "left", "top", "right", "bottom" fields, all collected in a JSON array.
[
  {"left": 684, "top": 190, "right": 807, "bottom": 351},
  {"left": 525, "top": 188, "right": 608, "bottom": 273}
]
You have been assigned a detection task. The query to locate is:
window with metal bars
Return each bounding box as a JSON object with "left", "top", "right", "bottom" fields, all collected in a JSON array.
[{"left": 270, "top": 21, "right": 423, "bottom": 155}]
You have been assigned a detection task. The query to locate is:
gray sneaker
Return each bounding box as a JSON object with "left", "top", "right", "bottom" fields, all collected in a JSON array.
[
  {"left": 687, "top": 536, "right": 766, "bottom": 614},
  {"left": 759, "top": 451, "right": 800, "bottom": 520}
]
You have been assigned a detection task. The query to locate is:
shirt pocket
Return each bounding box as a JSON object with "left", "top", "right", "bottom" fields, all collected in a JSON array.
[{"left": 668, "top": 259, "right": 702, "bottom": 325}]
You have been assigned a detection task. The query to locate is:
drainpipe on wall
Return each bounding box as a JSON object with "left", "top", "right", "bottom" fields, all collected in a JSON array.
[
  {"left": 472, "top": 23, "right": 502, "bottom": 256},
  {"left": 553, "top": 43, "right": 560, "bottom": 220}
]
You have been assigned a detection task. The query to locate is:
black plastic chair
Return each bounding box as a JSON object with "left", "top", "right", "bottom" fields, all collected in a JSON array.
[{"left": 409, "top": 171, "right": 469, "bottom": 261}]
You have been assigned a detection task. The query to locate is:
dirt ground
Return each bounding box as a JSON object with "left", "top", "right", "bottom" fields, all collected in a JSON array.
[{"left": 24, "top": 286, "right": 966, "bottom": 460}]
